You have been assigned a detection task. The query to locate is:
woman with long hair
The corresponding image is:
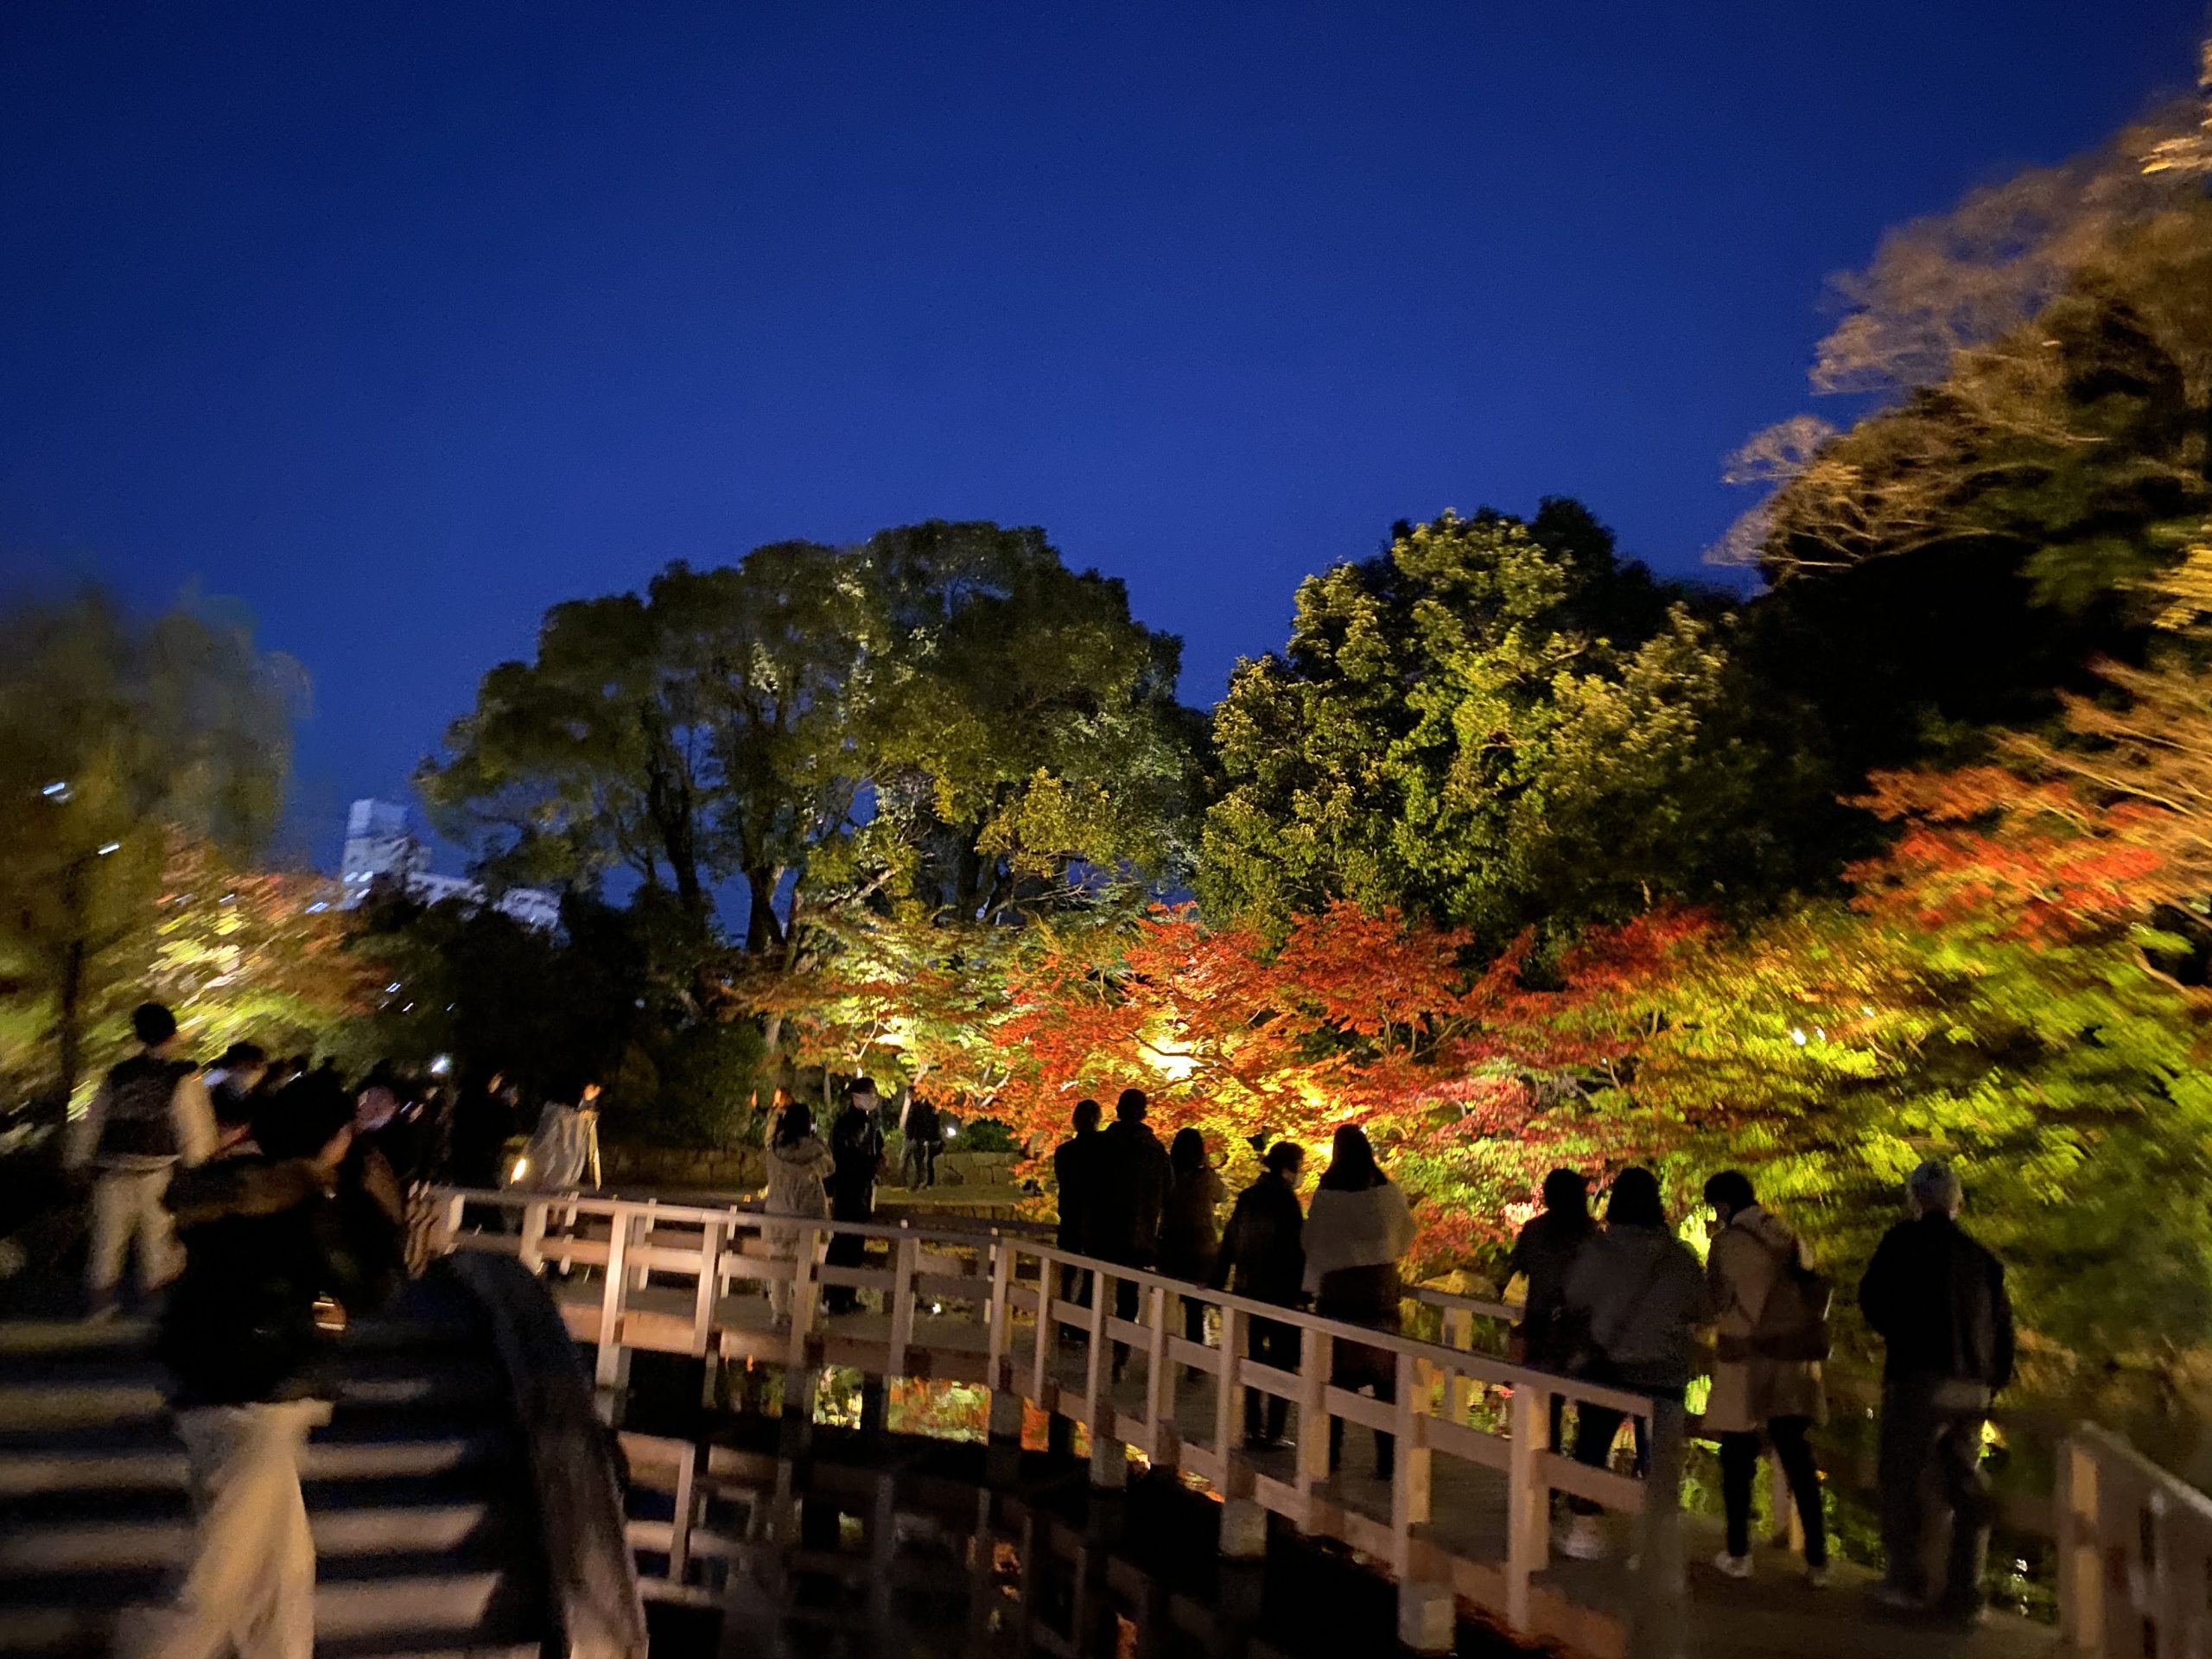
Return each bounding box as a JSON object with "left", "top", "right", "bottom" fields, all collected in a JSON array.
[
  {"left": 1158, "top": 1127, "right": 1228, "bottom": 1349},
  {"left": 1301, "top": 1124, "right": 1414, "bottom": 1480},
  {"left": 762, "top": 1090, "right": 834, "bottom": 1326}
]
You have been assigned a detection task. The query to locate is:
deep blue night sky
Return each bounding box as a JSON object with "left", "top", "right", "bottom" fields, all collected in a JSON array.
[{"left": 3, "top": 3, "right": 2205, "bottom": 867}]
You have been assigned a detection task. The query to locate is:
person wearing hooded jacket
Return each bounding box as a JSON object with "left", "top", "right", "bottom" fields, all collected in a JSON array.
[
  {"left": 1702, "top": 1169, "right": 1829, "bottom": 1586},
  {"left": 763, "top": 1094, "right": 835, "bottom": 1325},
  {"left": 1557, "top": 1166, "right": 1709, "bottom": 1561}
]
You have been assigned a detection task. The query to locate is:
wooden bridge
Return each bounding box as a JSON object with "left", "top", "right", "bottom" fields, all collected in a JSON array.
[{"left": 423, "top": 1185, "right": 2209, "bottom": 1659}]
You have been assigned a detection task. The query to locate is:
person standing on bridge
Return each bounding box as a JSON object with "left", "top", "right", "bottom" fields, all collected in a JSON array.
[
  {"left": 764, "top": 1094, "right": 835, "bottom": 1325},
  {"left": 121, "top": 1071, "right": 372, "bottom": 1659},
  {"left": 1304, "top": 1124, "right": 1414, "bottom": 1481},
  {"left": 1212, "top": 1140, "right": 1306, "bottom": 1448},
  {"left": 1557, "top": 1166, "right": 1707, "bottom": 1561},
  {"left": 823, "top": 1078, "right": 886, "bottom": 1316},
  {"left": 1503, "top": 1167, "right": 1597, "bottom": 1453},
  {"left": 1702, "top": 1169, "right": 1830, "bottom": 1587},
  {"left": 1859, "top": 1160, "right": 2014, "bottom": 1624},
  {"left": 1052, "top": 1097, "right": 1104, "bottom": 1310},
  {"left": 69, "top": 1001, "right": 219, "bottom": 1319},
  {"left": 1090, "top": 1088, "right": 1172, "bottom": 1381},
  {"left": 1159, "top": 1127, "right": 1227, "bottom": 1353}
]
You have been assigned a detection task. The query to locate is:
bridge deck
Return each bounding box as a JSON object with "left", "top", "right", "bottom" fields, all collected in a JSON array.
[{"left": 544, "top": 1272, "right": 2055, "bottom": 1659}]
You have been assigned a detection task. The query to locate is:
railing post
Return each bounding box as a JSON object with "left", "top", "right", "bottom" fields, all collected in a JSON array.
[
  {"left": 1391, "top": 1348, "right": 1433, "bottom": 1542},
  {"left": 437, "top": 1190, "right": 466, "bottom": 1254},
  {"left": 630, "top": 1198, "right": 657, "bottom": 1292},
  {"left": 1214, "top": 1301, "right": 1243, "bottom": 1468},
  {"left": 887, "top": 1231, "right": 918, "bottom": 1376},
  {"left": 690, "top": 1217, "right": 721, "bottom": 1357},
  {"left": 1031, "top": 1249, "right": 1057, "bottom": 1404},
  {"left": 1296, "top": 1326, "right": 1333, "bottom": 1494},
  {"left": 1505, "top": 1379, "right": 1550, "bottom": 1634},
  {"left": 985, "top": 1236, "right": 1013, "bottom": 1388},
  {"left": 1142, "top": 1281, "right": 1172, "bottom": 1447},
  {"left": 1084, "top": 1268, "right": 1110, "bottom": 1423},
  {"left": 594, "top": 1202, "right": 630, "bottom": 1389},
  {"left": 785, "top": 1224, "right": 818, "bottom": 1375},
  {"left": 1444, "top": 1306, "right": 1473, "bottom": 1424},
  {"left": 518, "top": 1198, "right": 546, "bottom": 1272}
]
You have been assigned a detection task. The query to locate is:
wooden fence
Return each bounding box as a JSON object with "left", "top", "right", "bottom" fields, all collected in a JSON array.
[
  {"left": 2058, "top": 1421, "right": 2212, "bottom": 1657},
  {"left": 429, "top": 1186, "right": 1663, "bottom": 1655}
]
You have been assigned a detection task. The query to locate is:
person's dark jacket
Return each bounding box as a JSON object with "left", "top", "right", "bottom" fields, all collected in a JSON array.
[
  {"left": 1506, "top": 1208, "right": 1597, "bottom": 1365},
  {"left": 449, "top": 1086, "right": 517, "bottom": 1190},
  {"left": 1858, "top": 1211, "right": 2015, "bottom": 1391},
  {"left": 828, "top": 1105, "right": 885, "bottom": 1219},
  {"left": 1159, "top": 1165, "right": 1227, "bottom": 1283},
  {"left": 1052, "top": 1129, "right": 1103, "bottom": 1254},
  {"left": 1087, "top": 1120, "right": 1171, "bottom": 1264},
  {"left": 1211, "top": 1173, "right": 1305, "bottom": 1306},
  {"left": 159, "top": 1148, "right": 359, "bottom": 1407}
]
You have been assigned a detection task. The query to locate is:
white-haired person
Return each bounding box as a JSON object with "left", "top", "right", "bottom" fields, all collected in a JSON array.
[{"left": 1856, "top": 1160, "right": 2014, "bottom": 1625}]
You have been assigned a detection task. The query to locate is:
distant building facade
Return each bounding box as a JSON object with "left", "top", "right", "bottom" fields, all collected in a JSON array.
[{"left": 339, "top": 798, "right": 561, "bottom": 931}]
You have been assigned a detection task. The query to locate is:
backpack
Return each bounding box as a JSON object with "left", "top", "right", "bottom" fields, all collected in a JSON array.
[
  {"left": 1751, "top": 1244, "right": 1834, "bottom": 1363},
  {"left": 95, "top": 1057, "right": 194, "bottom": 1161}
]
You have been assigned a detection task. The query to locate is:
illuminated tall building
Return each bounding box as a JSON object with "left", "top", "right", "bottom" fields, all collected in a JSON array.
[{"left": 338, "top": 798, "right": 560, "bottom": 930}]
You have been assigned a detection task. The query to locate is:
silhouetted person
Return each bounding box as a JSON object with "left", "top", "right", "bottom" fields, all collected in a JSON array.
[
  {"left": 1859, "top": 1160, "right": 2014, "bottom": 1624},
  {"left": 448, "top": 1071, "right": 520, "bottom": 1191},
  {"left": 68, "top": 1001, "right": 217, "bottom": 1318},
  {"left": 1556, "top": 1166, "right": 1708, "bottom": 1561},
  {"left": 119, "top": 1071, "right": 383, "bottom": 1659},
  {"left": 900, "top": 1092, "right": 944, "bottom": 1188},
  {"left": 204, "top": 1043, "right": 270, "bottom": 1127},
  {"left": 1503, "top": 1167, "right": 1596, "bottom": 1451},
  {"left": 1702, "top": 1168, "right": 1828, "bottom": 1586},
  {"left": 1304, "top": 1125, "right": 1414, "bottom": 1480},
  {"left": 1159, "top": 1127, "right": 1226, "bottom": 1348},
  {"left": 823, "top": 1078, "right": 885, "bottom": 1315},
  {"left": 1052, "top": 1098, "right": 1104, "bottom": 1308},
  {"left": 1091, "top": 1089, "right": 1171, "bottom": 1379},
  {"left": 1212, "top": 1141, "right": 1306, "bottom": 1447}
]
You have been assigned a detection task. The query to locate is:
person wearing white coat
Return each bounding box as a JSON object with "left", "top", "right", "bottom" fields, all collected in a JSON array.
[{"left": 763, "top": 1096, "right": 834, "bottom": 1325}]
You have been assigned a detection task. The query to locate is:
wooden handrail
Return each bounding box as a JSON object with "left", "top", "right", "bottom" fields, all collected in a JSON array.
[
  {"left": 430, "top": 1184, "right": 1681, "bottom": 1653},
  {"left": 2057, "top": 1420, "right": 2212, "bottom": 1657}
]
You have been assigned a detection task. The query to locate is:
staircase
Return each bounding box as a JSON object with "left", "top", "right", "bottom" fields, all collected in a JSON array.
[{"left": 0, "top": 1283, "right": 552, "bottom": 1659}]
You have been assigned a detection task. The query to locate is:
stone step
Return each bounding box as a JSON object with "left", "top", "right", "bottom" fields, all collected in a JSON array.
[
  {"left": 0, "top": 1495, "right": 513, "bottom": 1573},
  {"left": 0, "top": 1556, "right": 531, "bottom": 1652},
  {"left": 0, "top": 1363, "right": 508, "bottom": 1435},
  {"left": 0, "top": 1422, "right": 512, "bottom": 1497}
]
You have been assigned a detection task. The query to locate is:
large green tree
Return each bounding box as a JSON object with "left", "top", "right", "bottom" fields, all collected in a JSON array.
[
  {"left": 1199, "top": 502, "right": 1815, "bottom": 948},
  {"left": 0, "top": 590, "right": 298, "bottom": 1099}
]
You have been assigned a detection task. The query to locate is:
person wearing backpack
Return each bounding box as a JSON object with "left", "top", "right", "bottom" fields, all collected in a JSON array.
[
  {"left": 1556, "top": 1167, "right": 1709, "bottom": 1560},
  {"left": 1703, "top": 1169, "right": 1830, "bottom": 1586},
  {"left": 67, "top": 1001, "right": 219, "bottom": 1318}
]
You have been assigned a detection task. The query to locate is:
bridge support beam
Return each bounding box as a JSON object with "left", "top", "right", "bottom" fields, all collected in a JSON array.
[
  {"left": 1396, "top": 1582, "right": 1455, "bottom": 1654},
  {"left": 1219, "top": 1497, "right": 1268, "bottom": 1561},
  {"left": 1090, "top": 1433, "right": 1129, "bottom": 1491}
]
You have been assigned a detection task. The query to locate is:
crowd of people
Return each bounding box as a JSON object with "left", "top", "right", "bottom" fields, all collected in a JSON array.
[
  {"left": 1041, "top": 1099, "right": 2017, "bottom": 1627},
  {"left": 61, "top": 994, "right": 2020, "bottom": 1647}
]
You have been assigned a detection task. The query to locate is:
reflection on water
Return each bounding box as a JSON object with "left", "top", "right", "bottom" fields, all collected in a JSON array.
[{"left": 628, "top": 1423, "right": 1535, "bottom": 1659}]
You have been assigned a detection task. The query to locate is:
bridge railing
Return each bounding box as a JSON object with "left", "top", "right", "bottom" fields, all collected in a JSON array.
[
  {"left": 2057, "top": 1420, "right": 2212, "bottom": 1658},
  {"left": 428, "top": 1186, "right": 1664, "bottom": 1646}
]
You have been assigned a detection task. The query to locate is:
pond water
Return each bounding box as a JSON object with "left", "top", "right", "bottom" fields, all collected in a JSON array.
[{"left": 622, "top": 1360, "right": 1541, "bottom": 1659}]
